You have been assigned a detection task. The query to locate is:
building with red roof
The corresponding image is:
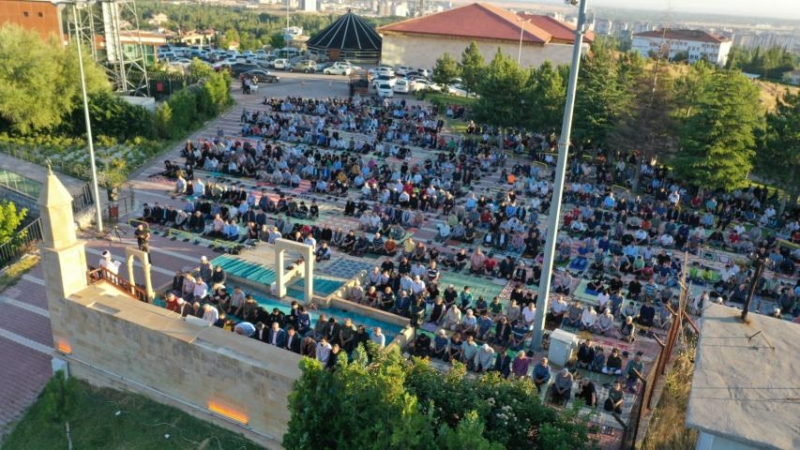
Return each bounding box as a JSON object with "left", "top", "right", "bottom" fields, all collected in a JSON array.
[{"left": 377, "top": 3, "right": 592, "bottom": 70}]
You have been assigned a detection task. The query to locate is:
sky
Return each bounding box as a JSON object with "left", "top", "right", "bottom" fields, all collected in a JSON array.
[{"left": 546, "top": 0, "right": 800, "bottom": 21}]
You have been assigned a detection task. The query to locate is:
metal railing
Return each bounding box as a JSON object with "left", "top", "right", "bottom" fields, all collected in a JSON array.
[
  {"left": 87, "top": 266, "right": 149, "bottom": 303},
  {"left": 71, "top": 182, "right": 95, "bottom": 213},
  {"left": 0, "top": 219, "right": 43, "bottom": 268}
]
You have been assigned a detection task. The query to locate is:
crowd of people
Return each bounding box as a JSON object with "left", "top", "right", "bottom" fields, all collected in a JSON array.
[
  {"left": 135, "top": 94, "right": 800, "bottom": 410},
  {"left": 155, "top": 255, "right": 388, "bottom": 368}
]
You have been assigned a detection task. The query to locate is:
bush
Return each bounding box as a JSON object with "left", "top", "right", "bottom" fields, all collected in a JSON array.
[{"left": 283, "top": 347, "right": 595, "bottom": 450}]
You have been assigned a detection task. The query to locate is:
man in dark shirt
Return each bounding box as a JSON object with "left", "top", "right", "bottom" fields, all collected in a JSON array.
[
  {"left": 576, "top": 378, "right": 597, "bottom": 407},
  {"left": 637, "top": 300, "right": 656, "bottom": 327}
]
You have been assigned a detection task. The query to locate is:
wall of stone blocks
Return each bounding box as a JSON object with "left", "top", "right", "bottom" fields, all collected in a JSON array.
[{"left": 51, "top": 284, "right": 301, "bottom": 449}]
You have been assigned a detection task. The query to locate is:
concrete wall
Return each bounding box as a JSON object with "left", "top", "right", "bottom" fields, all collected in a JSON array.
[
  {"left": 51, "top": 283, "right": 300, "bottom": 449},
  {"left": 696, "top": 432, "right": 759, "bottom": 450},
  {"left": 379, "top": 33, "right": 583, "bottom": 70}
]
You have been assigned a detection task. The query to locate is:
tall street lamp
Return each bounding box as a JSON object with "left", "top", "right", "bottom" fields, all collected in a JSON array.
[
  {"left": 53, "top": 0, "right": 104, "bottom": 233},
  {"left": 517, "top": 18, "right": 530, "bottom": 65},
  {"left": 531, "top": 0, "right": 589, "bottom": 350}
]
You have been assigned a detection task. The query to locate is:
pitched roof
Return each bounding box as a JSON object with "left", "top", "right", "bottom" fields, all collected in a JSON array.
[
  {"left": 378, "top": 3, "right": 560, "bottom": 45},
  {"left": 517, "top": 13, "right": 594, "bottom": 44},
  {"left": 307, "top": 10, "right": 381, "bottom": 51},
  {"left": 634, "top": 29, "right": 730, "bottom": 44}
]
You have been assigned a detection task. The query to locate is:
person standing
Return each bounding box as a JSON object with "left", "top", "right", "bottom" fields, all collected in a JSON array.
[{"left": 135, "top": 223, "right": 152, "bottom": 264}]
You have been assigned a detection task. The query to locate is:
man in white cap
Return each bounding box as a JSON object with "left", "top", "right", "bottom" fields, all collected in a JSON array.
[{"left": 99, "top": 250, "right": 121, "bottom": 275}]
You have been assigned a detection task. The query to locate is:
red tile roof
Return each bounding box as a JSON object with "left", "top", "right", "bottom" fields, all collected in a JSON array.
[
  {"left": 634, "top": 29, "right": 730, "bottom": 43},
  {"left": 378, "top": 3, "right": 589, "bottom": 45},
  {"left": 518, "top": 13, "right": 594, "bottom": 44}
]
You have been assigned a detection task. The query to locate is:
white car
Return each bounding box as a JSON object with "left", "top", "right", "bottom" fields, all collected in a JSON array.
[
  {"left": 376, "top": 83, "right": 394, "bottom": 98},
  {"left": 393, "top": 79, "right": 410, "bottom": 94},
  {"left": 395, "top": 65, "right": 414, "bottom": 76},
  {"left": 273, "top": 59, "right": 291, "bottom": 70},
  {"left": 375, "top": 66, "right": 395, "bottom": 77},
  {"left": 324, "top": 65, "right": 352, "bottom": 75},
  {"left": 372, "top": 75, "right": 396, "bottom": 88},
  {"left": 446, "top": 83, "right": 468, "bottom": 97},
  {"left": 410, "top": 79, "right": 441, "bottom": 92}
]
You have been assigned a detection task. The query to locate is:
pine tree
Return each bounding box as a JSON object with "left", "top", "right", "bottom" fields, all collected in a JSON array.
[
  {"left": 459, "top": 41, "right": 485, "bottom": 95},
  {"left": 524, "top": 61, "right": 565, "bottom": 133},
  {"left": 760, "top": 91, "right": 800, "bottom": 209},
  {"left": 472, "top": 49, "right": 529, "bottom": 127},
  {"left": 672, "top": 67, "right": 762, "bottom": 192},
  {"left": 432, "top": 52, "right": 460, "bottom": 86}
]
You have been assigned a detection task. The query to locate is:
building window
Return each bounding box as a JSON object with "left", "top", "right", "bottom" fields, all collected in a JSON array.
[
  {"left": 38, "top": 12, "right": 44, "bottom": 18},
  {"left": 23, "top": 11, "right": 29, "bottom": 17}
]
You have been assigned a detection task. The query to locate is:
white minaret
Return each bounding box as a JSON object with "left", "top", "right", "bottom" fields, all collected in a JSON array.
[{"left": 38, "top": 165, "right": 88, "bottom": 305}]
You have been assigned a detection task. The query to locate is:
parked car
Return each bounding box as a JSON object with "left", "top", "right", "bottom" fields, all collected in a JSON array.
[
  {"left": 446, "top": 83, "right": 468, "bottom": 97},
  {"left": 372, "top": 74, "right": 396, "bottom": 88},
  {"left": 410, "top": 79, "right": 441, "bottom": 92},
  {"left": 241, "top": 69, "right": 280, "bottom": 83},
  {"left": 273, "top": 59, "right": 291, "bottom": 70},
  {"left": 291, "top": 60, "right": 317, "bottom": 73},
  {"left": 393, "top": 78, "right": 410, "bottom": 94},
  {"left": 375, "top": 65, "right": 396, "bottom": 77},
  {"left": 230, "top": 63, "right": 261, "bottom": 77},
  {"left": 324, "top": 64, "right": 352, "bottom": 75},
  {"left": 395, "top": 65, "right": 414, "bottom": 76},
  {"left": 376, "top": 83, "right": 394, "bottom": 98}
]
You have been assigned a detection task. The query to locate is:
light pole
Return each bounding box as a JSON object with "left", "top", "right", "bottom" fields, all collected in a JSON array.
[
  {"left": 53, "top": 0, "right": 104, "bottom": 233},
  {"left": 531, "top": 0, "right": 589, "bottom": 350},
  {"left": 517, "top": 18, "right": 529, "bottom": 65}
]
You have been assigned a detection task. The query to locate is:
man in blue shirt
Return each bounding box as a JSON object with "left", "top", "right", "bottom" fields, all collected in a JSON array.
[{"left": 532, "top": 357, "right": 552, "bottom": 392}]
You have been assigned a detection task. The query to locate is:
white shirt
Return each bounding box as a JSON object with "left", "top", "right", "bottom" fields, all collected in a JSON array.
[
  {"left": 522, "top": 306, "right": 536, "bottom": 326},
  {"left": 99, "top": 257, "right": 121, "bottom": 275},
  {"left": 193, "top": 282, "right": 208, "bottom": 299},
  {"left": 316, "top": 342, "right": 332, "bottom": 363}
]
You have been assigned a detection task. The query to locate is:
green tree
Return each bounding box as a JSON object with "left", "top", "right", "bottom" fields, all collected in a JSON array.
[
  {"left": 610, "top": 59, "right": 677, "bottom": 191},
  {"left": 188, "top": 57, "right": 214, "bottom": 79},
  {"left": 472, "top": 49, "right": 529, "bottom": 127},
  {"left": 672, "top": 66, "right": 762, "bottom": 192},
  {"left": 270, "top": 31, "right": 286, "bottom": 49},
  {"left": 0, "top": 24, "right": 109, "bottom": 134},
  {"left": 432, "top": 52, "right": 460, "bottom": 86},
  {"left": 760, "top": 91, "right": 800, "bottom": 208},
  {"left": 459, "top": 41, "right": 485, "bottom": 94},
  {"left": 0, "top": 200, "right": 27, "bottom": 245},
  {"left": 572, "top": 44, "right": 626, "bottom": 148},
  {"left": 524, "top": 61, "right": 565, "bottom": 132}
]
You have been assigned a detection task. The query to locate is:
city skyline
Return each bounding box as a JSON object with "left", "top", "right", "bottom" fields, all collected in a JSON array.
[{"left": 534, "top": 0, "right": 800, "bottom": 21}]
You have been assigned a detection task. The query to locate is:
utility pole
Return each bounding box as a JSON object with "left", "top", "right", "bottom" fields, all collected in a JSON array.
[{"left": 531, "top": 0, "right": 589, "bottom": 350}]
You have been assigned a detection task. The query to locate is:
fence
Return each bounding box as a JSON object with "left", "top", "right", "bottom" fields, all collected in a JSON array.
[
  {"left": 0, "top": 219, "right": 43, "bottom": 268},
  {"left": 87, "top": 266, "right": 149, "bottom": 303},
  {"left": 103, "top": 186, "right": 136, "bottom": 224}
]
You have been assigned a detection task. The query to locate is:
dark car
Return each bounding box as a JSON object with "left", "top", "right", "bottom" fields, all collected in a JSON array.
[
  {"left": 230, "top": 63, "right": 261, "bottom": 77},
  {"left": 240, "top": 69, "right": 280, "bottom": 83}
]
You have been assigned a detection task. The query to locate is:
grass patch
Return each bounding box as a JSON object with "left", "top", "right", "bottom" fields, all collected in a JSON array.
[
  {"left": 417, "top": 92, "right": 478, "bottom": 107},
  {"left": 2, "top": 377, "right": 264, "bottom": 450},
  {"left": 641, "top": 341, "right": 698, "bottom": 450},
  {"left": 0, "top": 254, "right": 39, "bottom": 292}
]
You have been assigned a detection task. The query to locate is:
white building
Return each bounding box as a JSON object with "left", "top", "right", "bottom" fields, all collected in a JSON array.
[
  {"left": 594, "top": 18, "right": 613, "bottom": 35},
  {"left": 632, "top": 29, "right": 732, "bottom": 66},
  {"left": 301, "top": 0, "right": 317, "bottom": 12},
  {"left": 391, "top": 2, "right": 408, "bottom": 17}
]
